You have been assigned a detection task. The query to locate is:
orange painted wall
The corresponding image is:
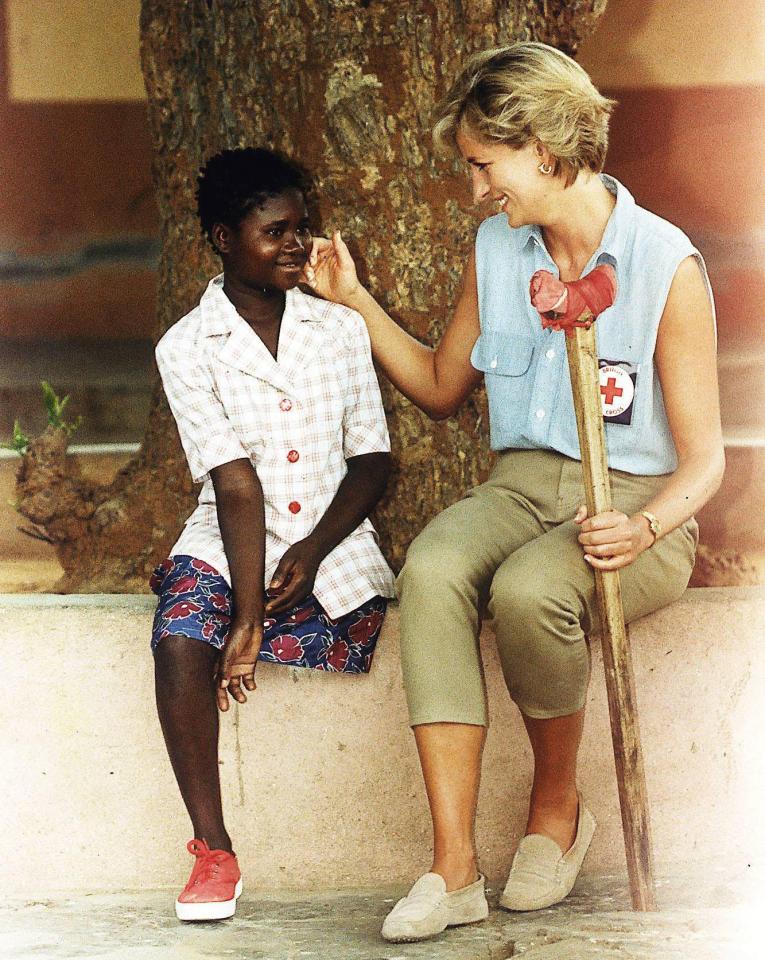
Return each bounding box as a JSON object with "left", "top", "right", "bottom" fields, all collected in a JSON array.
[
  {"left": 2, "top": 1, "right": 763, "bottom": 361},
  {"left": 0, "top": 0, "right": 159, "bottom": 340},
  {"left": 599, "top": 84, "right": 765, "bottom": 352}
]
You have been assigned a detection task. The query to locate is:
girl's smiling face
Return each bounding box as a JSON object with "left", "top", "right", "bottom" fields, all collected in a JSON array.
[
  {"left": 213, "top": 188, "right": 312, "bottom": 291},
  {"left": 455, "top": 127, "right": 554, "bottom": 228}
]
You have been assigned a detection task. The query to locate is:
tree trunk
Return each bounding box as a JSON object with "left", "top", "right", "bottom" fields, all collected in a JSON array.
[{"left": 16, "top": 0, "right": 607, "bottom": 592}]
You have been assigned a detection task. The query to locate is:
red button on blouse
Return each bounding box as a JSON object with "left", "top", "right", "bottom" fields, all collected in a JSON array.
[
  {"left": 288, "top": 501, "right": 301, "bottom": 514},
  {"left": 287, "top": 450, "right": 300, "bottom": 463},
  {"left": 279, "top": 398, "right": 293, "bottom": 412}
]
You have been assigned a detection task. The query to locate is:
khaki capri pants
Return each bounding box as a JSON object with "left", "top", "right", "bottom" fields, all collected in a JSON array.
[{"left": 397, "top": 448, "right": 698, "bottom": 725}]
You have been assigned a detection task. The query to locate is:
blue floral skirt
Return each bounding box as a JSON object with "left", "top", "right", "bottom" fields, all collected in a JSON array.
[{"left": 150, "top": 555, "right": 386, "bottom": 674}]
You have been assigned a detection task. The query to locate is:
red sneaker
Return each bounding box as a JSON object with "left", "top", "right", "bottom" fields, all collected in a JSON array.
[{"left": 175, "top": 839, "right": 243, "bottom": 921}]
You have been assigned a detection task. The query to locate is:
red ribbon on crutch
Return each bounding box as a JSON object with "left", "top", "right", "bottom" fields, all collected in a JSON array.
[{"left": 529, "top": 264, "right": 657, "bottom": 912}]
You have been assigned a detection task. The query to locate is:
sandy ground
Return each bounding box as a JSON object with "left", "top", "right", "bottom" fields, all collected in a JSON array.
[{"left": 0, "top": 870, "right": 760, "bottom": 960}]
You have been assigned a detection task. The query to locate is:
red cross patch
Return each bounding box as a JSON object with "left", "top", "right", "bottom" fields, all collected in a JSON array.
[{"left": 598, "top": 360, "right": 637, "bottom": 424}]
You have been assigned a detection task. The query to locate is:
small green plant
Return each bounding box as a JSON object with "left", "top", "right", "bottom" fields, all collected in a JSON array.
[
  {"left": 6, "top": 419, "right": 30, "bottom": 455},
  {"left": 41, "top": 381, "right": 82, "bottom": 435},
  {"left": 2, "top": 382, "right": 82, "bottom": 455}
]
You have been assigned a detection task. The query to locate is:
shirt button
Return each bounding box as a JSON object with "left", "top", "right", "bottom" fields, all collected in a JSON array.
[
  {"left": 536, "top": 408, "right": 546, "bottom": 420},
  {"left": 546, "top": 349, "right": 556, "bottom": 360},
  {"left": 288, "top": 501, "right": 301, "bottom": 514},
  {"left": 287, "top": 450, "right": 300, "bottom": 463},
  {"left": 490, "top": 357, "right": 498, "bottom": 369},
  {"left": 279, "top": 398, "right": 293, "bottom": 412}
]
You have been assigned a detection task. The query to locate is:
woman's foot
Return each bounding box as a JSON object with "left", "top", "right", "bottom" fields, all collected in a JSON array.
[
  {"left": 525, "top": 788, "right": 580, "bottom": 853},
  {"left": 175, "top": 839, "right": 243, "bottom": 921},
  {"left": 381, "top": 872, "right": 488, "bottom": 942},
  {"left": 499, "top": 794, "right": 596, "bottom": 912},
  {"left": 431, "top": 850, "right": 481, "bottom": 892}
]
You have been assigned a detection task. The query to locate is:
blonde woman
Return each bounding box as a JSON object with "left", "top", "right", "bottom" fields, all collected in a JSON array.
[{"left": 305, "top": 42, "right": 723, "bottom": 942}]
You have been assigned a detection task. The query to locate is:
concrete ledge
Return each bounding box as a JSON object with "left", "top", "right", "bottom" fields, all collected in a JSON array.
[{"left": 2, "top": 588, "right": 764, "bottom": 897}]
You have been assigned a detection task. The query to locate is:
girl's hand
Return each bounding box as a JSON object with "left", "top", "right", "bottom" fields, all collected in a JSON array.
[
  {"left": 265, "top": 538, "right": 323, "bottom": 615},
  {"left": 216, "top": 621, "right": 263, "bottom": 712},
  {"left": 302, "top": 230, "right": 362, "bottom": 306},
  {"left": 574, "top": 505, "right": 654, "bottom": 570}
]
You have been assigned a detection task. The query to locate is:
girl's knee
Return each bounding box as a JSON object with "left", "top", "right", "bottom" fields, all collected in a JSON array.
[{"left": 154, "top": 634, "right": 217, "bottom": 674}]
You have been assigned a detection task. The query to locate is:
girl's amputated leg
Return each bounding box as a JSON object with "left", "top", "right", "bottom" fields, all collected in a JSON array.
[
  {"left": 154, "top": 635, "right": 232, "bottom": 852},
  {"left": 413, "top": 722, "right": 486, "bottom": 891},
  {"left": 521, "top": 708, "right": 585, "bottom": 852}
]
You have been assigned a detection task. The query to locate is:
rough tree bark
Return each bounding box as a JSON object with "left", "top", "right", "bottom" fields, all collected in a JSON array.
[{"left": 15, "top": 0, "right": 607, "bottom": 592}]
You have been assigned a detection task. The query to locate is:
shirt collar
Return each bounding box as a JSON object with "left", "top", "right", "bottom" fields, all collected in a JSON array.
[
  {"left": 200, "top": 275, "right": 320, "bottom": 337},
  {"left": 519, "top": 173, "right": 635, "bottom": 267}
]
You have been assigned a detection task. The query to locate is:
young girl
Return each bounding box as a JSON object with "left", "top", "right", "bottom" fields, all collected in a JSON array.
[{"left": 151, "top": 147, "right": 395, "bottom": 921}]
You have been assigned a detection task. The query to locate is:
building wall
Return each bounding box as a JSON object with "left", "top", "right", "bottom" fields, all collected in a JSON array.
[
  {"left": 578, "top": 0, "right": 765, "bottom": 357},
  {"left": 2, "top": 0, "right": 761, "bottom": 350},
  {"left": 0, "top": 0, "right": 157, "bottom": 340}
]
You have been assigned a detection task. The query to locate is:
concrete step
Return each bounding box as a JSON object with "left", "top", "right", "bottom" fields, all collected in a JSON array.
[{"left": 1, "top": 591, "right": 762, "bottom": 901}]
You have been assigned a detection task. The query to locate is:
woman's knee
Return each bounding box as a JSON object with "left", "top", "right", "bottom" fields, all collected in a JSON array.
[
  {"left": 398, "top": 528, "right": 481, "bottom": 597},
  {"left": 488, "top": 567, "right": 589, "bottom": 715},
  {"left": 488, "top": 562, "right": 582, "bottom": 629}
]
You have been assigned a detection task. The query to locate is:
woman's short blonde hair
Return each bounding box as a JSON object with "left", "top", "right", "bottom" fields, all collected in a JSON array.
[{"left": 433, "top": 42, "right": 616, "bottom": 186}]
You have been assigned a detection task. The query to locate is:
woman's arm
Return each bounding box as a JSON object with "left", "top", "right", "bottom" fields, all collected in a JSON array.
[
  {"left": 577, "top": 255, "right": 725, "bottom": 569},
  {"left": 211, "top": 458, "right": 266, "bottom": 710},
  {"left": 265, "top": 452, "right": 392, "bottom": 614},
  {"left": 305, "top": 232, "right": 483, "bottom": 419}
]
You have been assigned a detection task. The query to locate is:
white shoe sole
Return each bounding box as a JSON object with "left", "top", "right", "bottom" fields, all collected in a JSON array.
[
  {"left": 175, "top": 878, "right": 243, "bottom": 921},
  {"left": 382, "top": 913, "right": 488, "bottom": 944}
]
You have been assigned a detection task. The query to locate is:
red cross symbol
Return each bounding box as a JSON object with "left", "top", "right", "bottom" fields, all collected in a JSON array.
[{"left": 600, "top": 376, "right": 624, "bottom": 405}]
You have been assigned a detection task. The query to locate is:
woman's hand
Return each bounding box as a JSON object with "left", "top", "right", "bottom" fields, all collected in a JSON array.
[
  {"left": 216, "top": 621, "right": 263, "bottom": 712},
  {"left": 302, "top": 230, "right": 362, "bottom": 306},
  {"left": 574, "top": 505, "right": 654, "bottom": 570},
  {"left": 264, "top": 538, "right": 323, "bottom": 615}
]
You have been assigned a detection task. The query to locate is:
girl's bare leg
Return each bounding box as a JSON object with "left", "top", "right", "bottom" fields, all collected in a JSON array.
[{"left": 154, "top": 635, "right": 232, "bottom": 852}]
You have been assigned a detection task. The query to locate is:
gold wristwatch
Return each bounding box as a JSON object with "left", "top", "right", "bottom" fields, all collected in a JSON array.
[{"left": 640, "top": 510, "right": 662, "bottom": 544}]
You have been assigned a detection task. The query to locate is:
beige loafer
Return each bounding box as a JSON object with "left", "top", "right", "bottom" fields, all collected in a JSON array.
[
  {"left": 381, "top": 872, "right": 489, "bottom": 943},
  {"left": 499, "top": 795, "right": 596, "bottom": 912}
]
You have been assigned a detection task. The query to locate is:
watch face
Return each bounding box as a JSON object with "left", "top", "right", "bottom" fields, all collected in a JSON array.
[{"left": 643, "top": 513, "right": 660, "bottom": 537}]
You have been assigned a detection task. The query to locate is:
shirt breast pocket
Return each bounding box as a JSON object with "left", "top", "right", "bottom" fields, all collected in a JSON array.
[{"left": 471, "top": 330, "right": 536, "bottom": 424}]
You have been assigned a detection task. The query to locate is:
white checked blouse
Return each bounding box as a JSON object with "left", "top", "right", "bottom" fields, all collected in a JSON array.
[{"left": 155, "top": 276, "right": 396, "bottom": 619}]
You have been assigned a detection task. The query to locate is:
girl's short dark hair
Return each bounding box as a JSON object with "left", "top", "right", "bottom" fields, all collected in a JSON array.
[{"left": 196, "top": 147, "right": 310, "bottom": 249}]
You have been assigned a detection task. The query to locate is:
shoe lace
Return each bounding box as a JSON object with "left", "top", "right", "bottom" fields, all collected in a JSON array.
[{"left": 186, "top": 839, "right": 231, "bottom": 886}]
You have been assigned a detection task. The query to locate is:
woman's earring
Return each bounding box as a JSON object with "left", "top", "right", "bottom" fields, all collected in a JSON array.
[{"left": 538, "top": 162, "right": 553, "bottom": 175}]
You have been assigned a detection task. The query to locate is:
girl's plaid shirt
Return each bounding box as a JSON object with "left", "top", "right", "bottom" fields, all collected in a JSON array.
[{"left": 155, "top": 277, "right": 395, "bottom": 619}]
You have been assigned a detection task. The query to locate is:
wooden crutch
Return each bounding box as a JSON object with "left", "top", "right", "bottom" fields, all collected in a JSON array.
[{"left": 530, "top": 264, "right": 657, "bottom": 912}]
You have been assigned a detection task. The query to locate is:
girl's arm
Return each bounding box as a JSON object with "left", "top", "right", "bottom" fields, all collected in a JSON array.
[
  {"left": 265, "top": 452, "right": 392, "bottom": 614},
  {"left": 576, "top": 255, "right": 725, "bottom": 569},
  {"left": 211, "top": 458, "right": 266, "bottom": 710},
  {"left": 305, "top": 232, "right": 483, "bottom": 419}
]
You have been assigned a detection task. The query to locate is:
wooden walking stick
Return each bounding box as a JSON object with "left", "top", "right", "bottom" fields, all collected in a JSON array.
[{"left": 530, "top": 265, "right": 657, "bottom": 912}]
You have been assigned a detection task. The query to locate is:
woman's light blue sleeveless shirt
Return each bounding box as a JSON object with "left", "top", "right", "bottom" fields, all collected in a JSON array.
[{"left": 471, "top": 175, "right": 714, "bottom": 475}]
